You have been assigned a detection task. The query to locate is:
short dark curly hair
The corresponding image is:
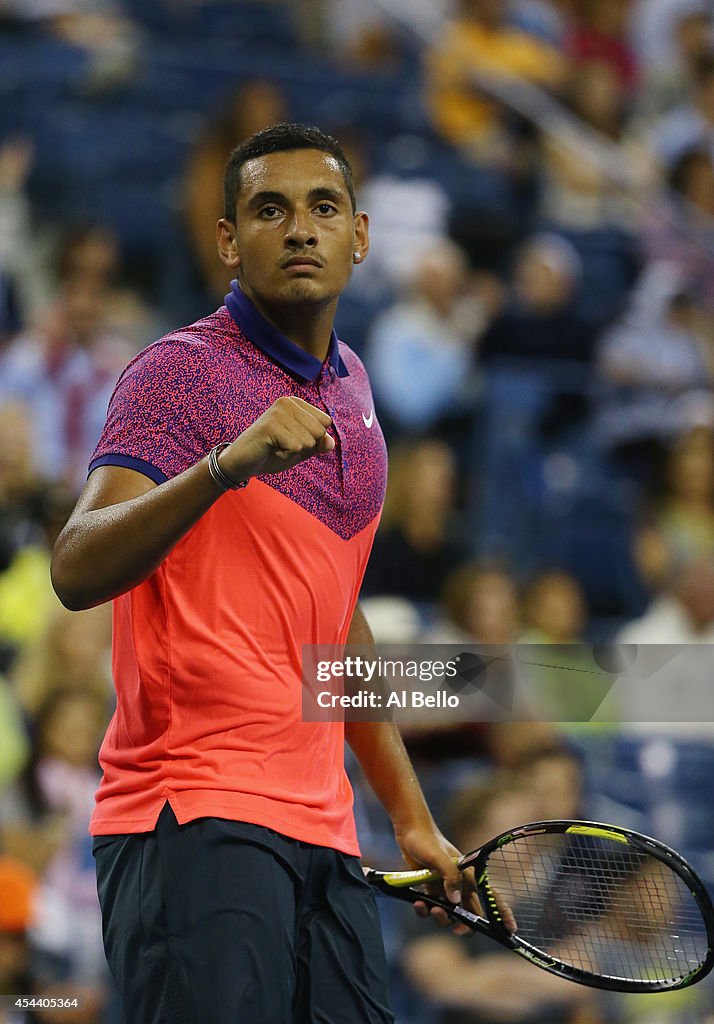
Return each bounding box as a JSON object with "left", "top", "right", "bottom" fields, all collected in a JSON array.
[{"left": 223, "top": 122, "right": 356, "bottom": 221}]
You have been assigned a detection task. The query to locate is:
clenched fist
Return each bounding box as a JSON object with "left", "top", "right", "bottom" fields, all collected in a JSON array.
[{"left": 219, "top": 397, "right": 335, "bottom": 483}]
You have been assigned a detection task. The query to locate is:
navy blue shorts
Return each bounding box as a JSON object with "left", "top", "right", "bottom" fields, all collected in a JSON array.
[{"left": 92, "top": 802, "right": 394, "bottom": 1024}]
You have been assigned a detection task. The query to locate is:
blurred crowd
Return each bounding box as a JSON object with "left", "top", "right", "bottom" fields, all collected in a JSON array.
[{"left": 1, "top": 1, "right": 714, "bottom": 1022}]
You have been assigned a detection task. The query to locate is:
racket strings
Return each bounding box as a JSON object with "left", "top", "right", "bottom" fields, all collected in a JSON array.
[{"left": 486, "top": 834, "right": 707, "bottom": 983}]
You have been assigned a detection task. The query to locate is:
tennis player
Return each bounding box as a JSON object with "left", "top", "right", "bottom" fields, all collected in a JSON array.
[{"left": 51, "top": 124, "right": 473, "bottom": 1024}]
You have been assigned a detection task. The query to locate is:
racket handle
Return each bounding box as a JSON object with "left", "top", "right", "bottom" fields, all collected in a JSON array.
[
  {"left": 380, "top": 868, "right": 439, "bottom": 887},
  {"left": 379, "top": 855, "right": 461, "bottom": 888}
]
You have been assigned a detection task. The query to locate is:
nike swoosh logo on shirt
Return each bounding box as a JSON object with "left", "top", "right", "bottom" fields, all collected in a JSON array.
[{"left": 362, "top": 409, "right": 374, "bottom": 428}]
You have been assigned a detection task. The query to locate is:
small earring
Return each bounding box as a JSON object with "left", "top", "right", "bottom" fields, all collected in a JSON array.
[{"left": 353, "top": 252, "right": 362, "bottom": 262}]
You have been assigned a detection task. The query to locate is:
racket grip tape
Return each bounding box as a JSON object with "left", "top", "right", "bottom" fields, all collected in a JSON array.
[{"left": 380, "top": 856, "right": 462, "bottom": 888}]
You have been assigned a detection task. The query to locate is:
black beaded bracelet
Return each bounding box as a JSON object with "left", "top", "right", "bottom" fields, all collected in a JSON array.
[{"left": 208, "top": 443, "right": 248, "bottom": 492}]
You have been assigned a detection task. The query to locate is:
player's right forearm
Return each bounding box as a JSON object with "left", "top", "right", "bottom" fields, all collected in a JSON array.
[
  {"left": 51, "top": 457, "right": 226, "bottom": 611},
  {"left": 52, "top": 396, "right": 334, "bottom": 611}
]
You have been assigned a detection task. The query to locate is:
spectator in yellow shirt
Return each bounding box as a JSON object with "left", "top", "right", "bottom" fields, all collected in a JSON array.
[{"left": 426, "top": 0, "right": 567, "bottom": 161}]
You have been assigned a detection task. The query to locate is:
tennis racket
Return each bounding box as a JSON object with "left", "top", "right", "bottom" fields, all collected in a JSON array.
[{"left": 365, "top": 819, "right": 714, "bottom": 993}]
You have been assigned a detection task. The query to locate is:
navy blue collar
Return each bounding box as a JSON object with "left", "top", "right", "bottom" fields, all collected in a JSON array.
[{"left": 225, "top": 281, "right": 349, "bottom": 381}]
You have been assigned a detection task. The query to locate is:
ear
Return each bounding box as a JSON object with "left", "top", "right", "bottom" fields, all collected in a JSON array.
[
  {"left": 217, "top": 218, "right": 240, "bottom": 268},
  {"left": 352, "top": 211, "right": 369, "bottom": 265}
]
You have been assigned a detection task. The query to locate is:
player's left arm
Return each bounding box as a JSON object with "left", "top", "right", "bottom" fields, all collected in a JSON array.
[{"left": 344, "top": 603, "right": 470, "bottom": 928}]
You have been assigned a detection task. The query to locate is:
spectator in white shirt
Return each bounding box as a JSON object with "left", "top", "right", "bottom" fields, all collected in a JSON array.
[{"left": 366, "top": 239, "right": 486, "bottom": 433}]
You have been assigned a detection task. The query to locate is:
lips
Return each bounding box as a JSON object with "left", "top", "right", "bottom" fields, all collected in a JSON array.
[{"left": 282, "top": 256, "right": 322, "bottom": 269}]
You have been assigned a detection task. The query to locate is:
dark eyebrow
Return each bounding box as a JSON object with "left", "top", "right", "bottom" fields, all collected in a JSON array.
[
  {"left": 248, "top": 190, "right": 289, "bottom": 210},
  {"left": 247, "top": 186, "right": 347, "bottom": 210},
  {"left": 306, "top": 186, "right": 345, "bottom": 205}
]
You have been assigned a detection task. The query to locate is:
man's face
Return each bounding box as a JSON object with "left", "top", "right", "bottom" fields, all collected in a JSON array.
[
  {"left": 462, "top": 0, "right": 504, "bottom": 28},
  {"left": 220, "top": 148, "right": 367, "bottom": 310}
]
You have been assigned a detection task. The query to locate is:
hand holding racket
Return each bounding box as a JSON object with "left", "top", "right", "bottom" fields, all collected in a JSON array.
[
  {"left": 366, "top": 819, "right": 714, "bottom": 993},
  {"left": 392, "top": 824, "right": 517, "bottom": 936}
]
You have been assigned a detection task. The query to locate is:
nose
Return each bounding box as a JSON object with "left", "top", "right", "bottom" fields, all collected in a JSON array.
[{"left": 284, "top": 207, "right": 317, "bottom": 249}]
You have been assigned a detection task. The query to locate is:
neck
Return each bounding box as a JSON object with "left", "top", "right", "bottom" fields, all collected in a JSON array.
[
  {"left": 669, "top": 495, "right": 713, "bottom": 521},
  {"left": 404, "top": 509, "right": 446, "bottom": 548},
  {"left": 245, "top": 288, "right": 337, "bottom": 362}
]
